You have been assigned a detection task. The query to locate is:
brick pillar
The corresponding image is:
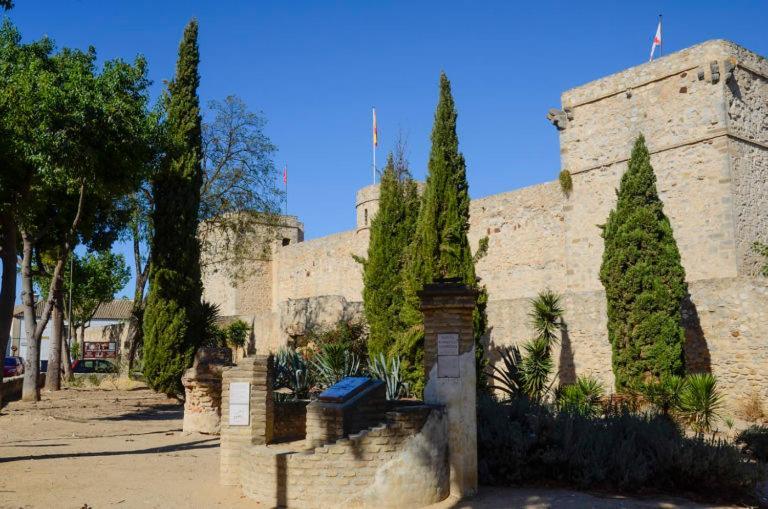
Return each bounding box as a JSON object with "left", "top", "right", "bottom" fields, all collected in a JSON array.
[
  {"left": 419, "top": 279, "right": 478, "bottom": 498},
  {"left": 220, "top": 355, "right": 274, "bottom": 486}
]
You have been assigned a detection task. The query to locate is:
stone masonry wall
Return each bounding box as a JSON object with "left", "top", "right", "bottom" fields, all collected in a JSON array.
[
  {"left": 203, "top": 40, "right": 768, "bottom": 407},
  {"left": 240, "top": 406, "right": 448, "bottom": 508}
]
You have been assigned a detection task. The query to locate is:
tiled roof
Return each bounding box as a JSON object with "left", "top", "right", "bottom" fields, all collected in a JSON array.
[{"left": 13, "top": 299, "right": 133, "bottom": 321}]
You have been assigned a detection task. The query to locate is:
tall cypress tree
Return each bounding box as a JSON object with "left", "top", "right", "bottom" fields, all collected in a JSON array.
[
  {"left": 599, "top": 135, "right": 687, "bottom": 391},
  {"left": 360, "top": 153, "right": 419, "bottom": 357},
  {"left": 397, "top": 73, "right": 485, "bottom": 394},
  {"left": 143, "top": 20, "right": 204, "bottom": 396}
]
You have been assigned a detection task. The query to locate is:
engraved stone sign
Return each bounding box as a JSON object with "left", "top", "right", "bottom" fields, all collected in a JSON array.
[
  {"left": 437, "top": 333, "right": 459, "bottom": 356},
  {"left": 437, "top": 332, "right": 460, "bottom": 378},
  {"left": 229, "top": 382, "right": 250, "bottom": 426},
  {"left": 318, "top": 376, "right": 371, "bottom": 403}
]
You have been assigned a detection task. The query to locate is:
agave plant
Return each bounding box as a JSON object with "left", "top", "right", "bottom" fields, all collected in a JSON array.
[
  {"left": 557, "top": 376, "right": 605, "bottom": 417},
  {"left": 520, "top": 338, "right": 554, "bottom": 402},
  {"left": 274, "top": 347, "right": 312, "bottom": 399},
  {"left": 529, "top": 289, "right": 564, "bottom": 351},
  {"left": 486, "top": 345, "right": 524, "bottom": 399},
  {"left": 679, "top": 373, "right": 724, "bottom": 434},
  {"left": 310, "top": 343, "right": 360, "bottom": 389},
  {"left": 369, "top": 353, "right": 408, "bottom": 400}
]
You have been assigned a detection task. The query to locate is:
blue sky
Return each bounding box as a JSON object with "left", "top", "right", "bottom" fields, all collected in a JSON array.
[{"left": 7, "top": 1, "right": 768, "bottom": 299}]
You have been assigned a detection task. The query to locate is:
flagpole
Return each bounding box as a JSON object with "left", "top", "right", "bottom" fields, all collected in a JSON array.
[{"left": 372, "top": 107, "right": 376, "bottom": 184}]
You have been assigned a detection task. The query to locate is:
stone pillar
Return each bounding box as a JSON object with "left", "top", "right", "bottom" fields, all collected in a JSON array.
[
  {"left": 419, "top": 279, "right": 478, "bottom": 498},
  {"left": 181, "top": 347, "right": 232, "bottom": 434},
  {"left": 219, "top": 355, "right": 274, "bottom": 486}
]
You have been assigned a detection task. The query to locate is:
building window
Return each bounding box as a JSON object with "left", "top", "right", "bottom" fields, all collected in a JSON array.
[
  {"left": 364, "top": 208, "right": 368, "bottom": 226},
  {"left": 282, "top": 238, "right": 290, "bottom": 246}
]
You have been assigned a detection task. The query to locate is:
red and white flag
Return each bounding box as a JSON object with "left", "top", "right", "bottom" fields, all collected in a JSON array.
[
  {"left": 649, "top": 18, "right": 662, "bottom": 61},
  {"left": 283, "top": 164, "right": 287, "bottom": 185}
]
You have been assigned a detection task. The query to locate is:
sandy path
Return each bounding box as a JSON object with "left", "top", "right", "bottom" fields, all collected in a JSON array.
[{"left": 0, "top": 386, "right": 252, "bottom": 509}]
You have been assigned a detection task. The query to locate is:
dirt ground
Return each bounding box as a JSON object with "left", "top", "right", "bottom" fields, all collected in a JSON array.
[{"left": 0, "top": 385, "right": 739, "bottom": 509}]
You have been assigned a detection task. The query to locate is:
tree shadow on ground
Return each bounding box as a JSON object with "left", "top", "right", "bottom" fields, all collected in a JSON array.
[
  {"left": 0, "top": 437, "right": 218, "bottom": 464},
  {"left": 96, "top": 403, "right": 183, "bottom": 421}
]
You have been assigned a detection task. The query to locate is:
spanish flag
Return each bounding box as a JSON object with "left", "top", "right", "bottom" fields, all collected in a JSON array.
[{"left": 372, "top": 107, "right": 378, "bottom": 148}]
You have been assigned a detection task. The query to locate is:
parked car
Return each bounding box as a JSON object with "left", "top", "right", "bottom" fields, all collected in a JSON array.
[
  {"left": 71, "top": 359, "right": 118, "bottom": 374},
  {"left": 3, "top": 356, "right": 24, "bottom": 377}
]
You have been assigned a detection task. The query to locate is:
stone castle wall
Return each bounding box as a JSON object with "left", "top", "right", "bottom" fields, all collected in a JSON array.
[{"left": 203, "top": 40, "right": 768, "bottom": 405}]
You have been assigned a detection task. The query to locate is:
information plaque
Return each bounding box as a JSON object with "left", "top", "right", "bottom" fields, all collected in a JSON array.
[
  {"left": 437, "top": 332, "right": 460, "bottom": 378},
  {"left": 229, "top": 382, "right": 250, "bottom": 426},
  {"left": 318, "top": 377, "right": 371, "bottom": 403}
]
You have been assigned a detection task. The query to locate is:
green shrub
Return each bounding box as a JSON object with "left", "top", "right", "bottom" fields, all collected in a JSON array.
[
  {"left": 529, "top": 289, "right": 563, "bottom": 351},
  {"left": 302, "top": 318, "right": 368, "bottom": 360},
  {"left": 477, "top": 396, "right": 762, "bottom": 504},
  {"left": 735, "top": 425, "right": 768, "bottom": 463},
  {"left": 559, "top": 169, "right": 573, "bottom": 196},
  {"left": 520, "top": 338, "right": 554, "bottom": 402},
  {"left": 557, "top": 376, "right": 605, "bottom": 417},
  {"left": 225, "top": 319, "right": 250, "bottom": 350},
  {"left": 638, "top": 374, "right": 685, "bottom": 417},
  {"left": 309, "top": 343, "right": 360, "bottom": 389},
  {"left": 678, "top": 373, "right": 724, "bottom": 434},
  {"left": 200, "top": 301, "right": 226, "bottom": 348}
]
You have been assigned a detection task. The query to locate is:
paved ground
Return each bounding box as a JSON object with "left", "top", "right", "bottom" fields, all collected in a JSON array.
[{"left": 0, "top": 385, "right": 740, "bottom": 508}]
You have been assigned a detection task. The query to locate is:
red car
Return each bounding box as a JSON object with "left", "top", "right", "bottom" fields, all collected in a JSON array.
[{"left": 3, "top": 356, "right": 24, "bottom": 377}]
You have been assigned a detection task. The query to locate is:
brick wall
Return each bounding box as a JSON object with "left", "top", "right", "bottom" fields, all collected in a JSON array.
[
  {"left": 241, "top": 405, "right": 448, "bottom": 508},
  {"left": 274, "top": 400, "right": 309, "bottom": 442},
  {"left": 220, "top": 355, "right": 274, "bottom": 485},
  {"left": 305, "top": 381, "right": 387, "bottom": 449}
]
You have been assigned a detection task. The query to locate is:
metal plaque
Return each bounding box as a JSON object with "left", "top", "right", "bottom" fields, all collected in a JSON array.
[
  {"left": 229, "top": 382, "right": 250, "bottom": 425},
  {"left": 318, "top": 377, "right": 371, "bottom": 403}
]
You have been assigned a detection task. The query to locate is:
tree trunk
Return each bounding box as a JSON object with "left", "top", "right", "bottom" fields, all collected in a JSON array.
[
  {"left": 0, "top": 211, "right": 17, "bottom": 393},
  {"left": 125, "top": 218, "right": 149, "bottom": 374},
  {"left": 20, "top": 233, "right": 40, "bottom": 402},
  {"left": 45, "top": 289, "right": 64, "bottom": 391}
]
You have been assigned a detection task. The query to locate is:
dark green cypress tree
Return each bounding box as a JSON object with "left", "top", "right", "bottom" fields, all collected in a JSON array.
[
  {"left": 142, "top": 20, "right": 204, "bottom": 396},
  {"left": 599, "top": 135, "right": 687, "bottom": 391},
  {"left": 360, "top": 153, "right": 419, "bottom": 357},
  {"left": 397, "top": 73, "right": 486, "bottom": 394}
]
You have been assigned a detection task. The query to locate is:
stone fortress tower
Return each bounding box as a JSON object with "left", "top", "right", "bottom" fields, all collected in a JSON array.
[{"left": 203, "top": 40, "right": 768, "bottom": 406}]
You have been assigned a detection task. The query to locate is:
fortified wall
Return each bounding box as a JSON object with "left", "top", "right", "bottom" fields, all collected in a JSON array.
[{"left": 203, "top": 40, "right": 768, "bottom": 405}]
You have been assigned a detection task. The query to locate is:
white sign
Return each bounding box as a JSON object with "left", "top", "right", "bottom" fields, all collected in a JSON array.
[
  {"left": 437, "top": 332, "right": 460, "bottom": 378},
  {"left": 437, "top": 333, "right": 459, "bottom": 356},
  {"left": 229, "top": 382, "right": 250, "bottom": 426}
]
